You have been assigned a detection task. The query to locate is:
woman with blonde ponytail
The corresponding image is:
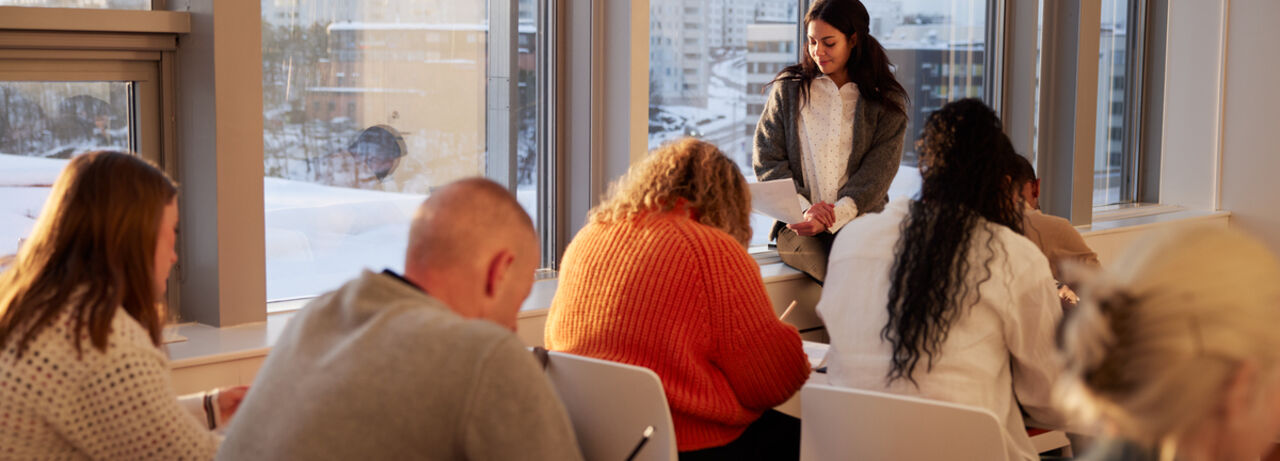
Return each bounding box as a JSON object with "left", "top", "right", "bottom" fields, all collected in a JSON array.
[{"left": 1059, "top": 226, "right": 1280, "bottom": 461}]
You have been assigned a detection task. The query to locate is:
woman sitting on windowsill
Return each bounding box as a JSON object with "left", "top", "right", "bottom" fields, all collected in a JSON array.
[
  {"left": 0, "top": 151, "right": 247, "bottom": 460},
  {"left": 546, "top": 138, "right": 810, "bottom": 461}
]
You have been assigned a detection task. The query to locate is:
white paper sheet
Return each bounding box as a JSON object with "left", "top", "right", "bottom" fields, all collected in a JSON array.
[
  {"left": 802, "top": 340, "right": 830, "bottom": 369},
  {"left": 748, "top": 178, "right": 805, "bottom": 224}
]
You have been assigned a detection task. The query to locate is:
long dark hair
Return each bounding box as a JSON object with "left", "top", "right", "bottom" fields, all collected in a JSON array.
[
  {"left": 0, "top": 151, "right": 177, "bottom": 358},
  {"left": 770, "top": 0, "right": 909, "bottom": 115},
  {"left": 882, "top": 99, "right": 1024, "bottom": 385}
]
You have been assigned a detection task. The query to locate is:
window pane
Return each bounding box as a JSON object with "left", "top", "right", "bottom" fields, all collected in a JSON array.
[
  {"left": 0, "top": 81, "right": 133, "bottom": 256},
  {"left": 263, "top": 2, "right": 542, "bottom": 304},
  {"left": 517, "top": 0, "right": 539, "bottom": 224},
  {"left": 1093, "top": 0, "right": 1128, "bottom": 206},
  {"left": 879, "top": 1, "right": 987, "bottom": 201},
  {"left": 648, "top": 1, "right": 987, "bottom": 249},
  {"left": 880, "top": 1, "right": 988, "bottom": 165},
  {"left": 0, "top": 0, "right": 148, "bottom": 8},
  {"left": 649, "top": 1, "right": 801, "bottom": 250}
]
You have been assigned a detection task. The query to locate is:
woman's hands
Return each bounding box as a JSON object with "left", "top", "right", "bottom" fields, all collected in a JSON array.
[
  {"left": 788, "top": 202, "right": 835, "bottom": 237},
  {"left": 217, "top": 385, "right": 250, "bottom": 424}
]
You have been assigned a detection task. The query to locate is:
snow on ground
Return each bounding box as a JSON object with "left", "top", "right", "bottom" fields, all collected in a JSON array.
[
  {"left": 0, "top": 154, "right": 67, "bottom": 255},
  {"left": 2, "top": 150, "right": 910, "bottom": 302},
  {"left": 649, "top": 52, "right": 749, "bottom": 150},
  {"left": 0, "top": 153, "right": 68, "bottom": 187},
  {"left": 262, "top": 177, "right": 425, "bottom": 301},
  {"left": 0, "top": 151, "right": 538, "bottom": 303},
  {"left": 0, "top": 187, "right": 50, "bottom": 252}
]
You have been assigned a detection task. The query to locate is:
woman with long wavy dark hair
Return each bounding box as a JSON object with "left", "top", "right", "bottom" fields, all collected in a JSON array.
[
  {"left": 815, "top": 99, "right": 1069, "bottom": 461},
  {"left": 753, "top": 0, "right": 909, "bottom": 283}
]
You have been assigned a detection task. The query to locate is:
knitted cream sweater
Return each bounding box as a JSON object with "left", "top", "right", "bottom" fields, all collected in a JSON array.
[{"left": 0, "top": 307, "right": 221, "bottom": 460}]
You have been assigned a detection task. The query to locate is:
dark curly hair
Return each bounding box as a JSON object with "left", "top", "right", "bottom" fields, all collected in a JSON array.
[
  {"left": 769, "top": 0, "right": 909, "bottom": 115},
  {"left": 882, "top": 98, "right": 1025, "bottom": 385}
]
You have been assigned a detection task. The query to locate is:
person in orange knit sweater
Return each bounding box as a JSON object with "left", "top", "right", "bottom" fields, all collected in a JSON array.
[{"left": 546, "top": 138, "right": 811, "bottom": 461}]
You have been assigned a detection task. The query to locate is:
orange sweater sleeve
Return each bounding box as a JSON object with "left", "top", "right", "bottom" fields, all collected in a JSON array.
[{"left": 703, "top": 232, "right": 810, "bottom": 411}]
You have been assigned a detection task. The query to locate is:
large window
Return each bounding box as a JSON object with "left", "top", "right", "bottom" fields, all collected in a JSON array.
[
  {"left": 262, "top": 0, "right": 546, "bottom": 304},
  {"left": 0, "top": 82, "right": 133, "bottom": 255},
  {"left": 0, "top": 44, "right": 170, "bottom": 259},
  {"left": 647, "top": 0, "right": 990, "bottom": 249},
  {"left": 1030, "top": 0, "right": 1154, "bottom": 219}
]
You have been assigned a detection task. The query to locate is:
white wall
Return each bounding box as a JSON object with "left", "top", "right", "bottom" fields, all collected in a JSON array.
[
  {"left": 1219, "top": 0, "right": 1280, "bottom": 252},
  {"left": 1158, "top": 0, "right": 1228, "bottom": 211}
]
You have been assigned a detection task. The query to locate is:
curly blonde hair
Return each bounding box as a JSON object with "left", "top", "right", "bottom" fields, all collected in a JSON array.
[{"left": 590, "top": 138, "right": 752, "bottom": 245}]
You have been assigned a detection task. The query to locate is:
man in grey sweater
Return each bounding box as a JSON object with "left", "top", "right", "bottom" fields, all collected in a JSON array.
[{"left": 217, "top": 178, "right": 582, "bottom": 460}]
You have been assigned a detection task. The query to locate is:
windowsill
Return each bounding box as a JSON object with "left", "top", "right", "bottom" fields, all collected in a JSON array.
[
  {"left": 1091, "top": 202, "right": 1184, "bottom": 222},
  {"left": 749, "top": 243, "right": 783, "bottom": 265},
  {"left": 1082, "top": 204, "right": 1228, "bottom": 236},
  {"left": 167, "top": 313, "right": 291, "bottom": 369},
  {"left": 174, "top": 257, "right": 812, "bottom": 368},
  {"left": 172, "top": 205, "right": 1221, "bottom": 369}
]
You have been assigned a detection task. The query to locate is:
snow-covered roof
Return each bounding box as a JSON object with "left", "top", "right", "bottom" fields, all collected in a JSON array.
[{"left": 880, "top": 24, "right": 986, "bottom": 49}]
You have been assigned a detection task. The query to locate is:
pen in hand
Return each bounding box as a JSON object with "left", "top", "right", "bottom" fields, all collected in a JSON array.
[
  {"left": 779, "top": 300, "right": 798, "bottom": 322},
  {"left": 625, "top": 425, "right": 654, "bottom": 461}
]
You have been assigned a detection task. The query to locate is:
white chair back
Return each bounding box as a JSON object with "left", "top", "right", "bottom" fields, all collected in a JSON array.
[
  {"left": 544, "top": 351, "right": 678, "bottom": 461},
  {"left": 800, "top": 383, "right": 1009, "bottom": 461}
]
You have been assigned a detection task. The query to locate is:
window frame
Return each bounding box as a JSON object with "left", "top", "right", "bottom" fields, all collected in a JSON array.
[
  {"left": 535, "top": 0, "right": 559, "bottom": 271},
  {"left": 1018, "top": 0, "right": 1166, "bottom": 226},
  {"left": 487, "top": 0, "right": 560, "bottom": 272},
  {"left": 1127, "top": 0, "right": 1165, "bottom": 205},
  {"left": 0, "top": 5, "right": 186, "bottom": 314},
  {"left": 255, "top": 0, "right": 564, "bottom": 305},
  {"left": 0, "top": 0, "right": 1177, "bottom": 327}
]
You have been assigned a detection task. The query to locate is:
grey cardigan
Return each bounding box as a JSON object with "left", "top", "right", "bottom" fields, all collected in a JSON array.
[{"left": 753, "top": 77, "right": 908, "bottom": 219}]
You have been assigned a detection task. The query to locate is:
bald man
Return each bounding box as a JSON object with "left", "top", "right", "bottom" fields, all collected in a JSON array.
[{"left": 217, "top": 178, "right": 583, "bottom": 461}]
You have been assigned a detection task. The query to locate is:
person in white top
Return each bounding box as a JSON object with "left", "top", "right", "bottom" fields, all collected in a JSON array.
[
  {"left": 817, "top": 99, "right": 1070, "bottom": 461},
  {"left": 0, "top": 151, "right": 247, "bottom": 460},
  {"left": 754, "top": 0, "right": 909, "bottom": 283}
]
